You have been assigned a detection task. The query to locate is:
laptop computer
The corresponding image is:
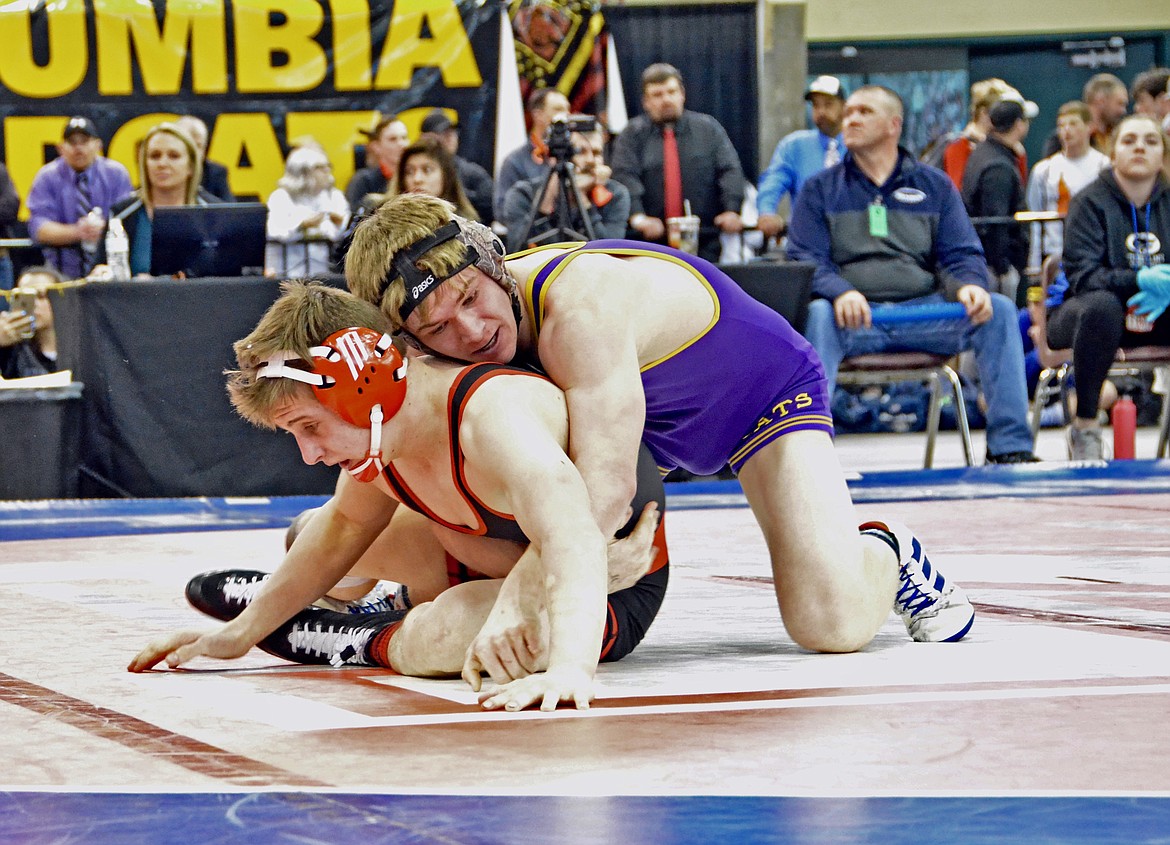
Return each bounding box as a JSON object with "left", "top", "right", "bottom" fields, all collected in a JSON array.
[{"left": 150, "top": 203, "right": 267, "bottom": 278}]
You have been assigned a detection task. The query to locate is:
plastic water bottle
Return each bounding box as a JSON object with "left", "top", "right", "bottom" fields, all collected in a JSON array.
[
  {"left": 82, "top": 207, "right": 104, "bottom": 262},
  {"left": 105, "top": 216, "right": 131, "bottom": 281},
  {"left": 1111, "top": 394, "right": 1136, "bottom": 460}
]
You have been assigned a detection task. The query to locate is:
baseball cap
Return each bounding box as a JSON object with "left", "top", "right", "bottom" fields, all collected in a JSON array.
[
  {"left": 63, "top": 116, "right": 98, "bottom": 141},
  {"left": 989, "top": 94, "right": 1039, "bottom": 132},
  {"left": 420, "top": 110, "right": 457, "bottom": 134},
  {"left": 805, "top": 75, "right": 845, "bottom": 101}
]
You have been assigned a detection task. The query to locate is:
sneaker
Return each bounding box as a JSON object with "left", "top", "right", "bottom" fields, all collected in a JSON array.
[
  {"left": 1066, "top": 425, "right": 1105, "bottom": 461},
  {"left": 185, "top": 569, "right": 405, "bottom": 622},
  {"left": 258, "top": 605, "right": 406, "bottom": 667},
  {"left": 313, "top": 580, "right": 409, "bottom": 614},
  {"left": 860, "top": 519, "right": 975, "bottom": 643},
  {"left": 186, "top": 569, "right": 269, "bottom": 621},
  {"left": 985, "top": 450, "right": 1041, "bottom": 465}
]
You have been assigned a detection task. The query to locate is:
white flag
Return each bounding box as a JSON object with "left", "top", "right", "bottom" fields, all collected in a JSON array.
[
  {"left": 606, "top": 32, "right": 628, "bottom": 135},
  {"left": 494, "top": 8, "right": 526, "bottom": 180}
]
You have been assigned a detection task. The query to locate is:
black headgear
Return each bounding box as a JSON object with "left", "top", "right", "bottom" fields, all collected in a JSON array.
[{"left": 380, "top": 217, "right": 507, "bottom": 324}]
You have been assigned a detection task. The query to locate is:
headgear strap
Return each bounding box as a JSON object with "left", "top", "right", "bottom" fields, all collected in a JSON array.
[
  {"left": 385, "top": 221, "right": 471, "bottom": 324},
  {"left": 255, "top": 328, "right": 408, "bottom": 484},
  {"left": 380, "top": 217, "right": 508, "bottom": 326}
]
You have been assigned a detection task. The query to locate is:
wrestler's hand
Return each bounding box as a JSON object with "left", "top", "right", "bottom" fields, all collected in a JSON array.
[
  {"left": 478, "top": 666, "right": 595, "bottom": 712},
  {"left": 606, "top": 501, "right": 660, "bottom": 593},
  {"left": 462, "top": 613, "right": 547, "bottom": 691},
  {"left": 126, "top": 627, "right": 252, "bottom": 672}
]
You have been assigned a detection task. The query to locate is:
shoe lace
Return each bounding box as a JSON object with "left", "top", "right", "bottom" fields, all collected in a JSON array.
[
  {"left": 895, "top": 561, "right": 939, "bottom": 619},
  {"left": 345, "top": 582, "right": 400, "bottom": 614},
  {"left": 286, "top": 621, "right": 373, "bottom": 668},
  {"left": 223, "top": 574, "right": 267, "bottom": 606}
]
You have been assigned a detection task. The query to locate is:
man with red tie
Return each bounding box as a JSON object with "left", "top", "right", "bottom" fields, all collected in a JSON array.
[{"left": 610, "top": 63, "right": 745, "bottom": 263}]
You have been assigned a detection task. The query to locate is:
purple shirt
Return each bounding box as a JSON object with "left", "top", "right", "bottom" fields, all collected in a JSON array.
[{"left": 27, "top": 156, "right": 133, "bottom": 278}]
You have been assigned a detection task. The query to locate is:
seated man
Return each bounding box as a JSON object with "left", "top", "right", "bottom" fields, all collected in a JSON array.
[
  {"left": 787, "top": 85, "right": 1037, "bottom": 465},
  {"left": 501, "top": 127, "right": 630, "bottom": 253},
  {"left": 344, "top": 193, "right": 976, "bottom": 669},
  {"left": 129, "top": 281, "right": 668, "bottom": 712}
]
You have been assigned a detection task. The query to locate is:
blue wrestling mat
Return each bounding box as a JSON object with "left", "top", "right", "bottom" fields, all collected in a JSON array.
[
  {"left": 1, "top": 793, "right": 1167, "bottom": 844},
  {"left": 2, "top": 460, "right": 1169, "bottom": 541}
]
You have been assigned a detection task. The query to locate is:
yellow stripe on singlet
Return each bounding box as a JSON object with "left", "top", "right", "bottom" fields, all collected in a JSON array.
[
  {"left": 518, "top": 244, "right": 722, "bottom": 374},
  {"left": 728, "top": 414, "right": 836, "bottom": 467}
]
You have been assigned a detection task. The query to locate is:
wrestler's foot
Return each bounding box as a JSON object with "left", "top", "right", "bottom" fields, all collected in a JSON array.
[
  {"left": 186, "top": 569, "right": 268, "bottom": 621},
  {"left": 260, "top": 606, "right": 406, "bottom": 667},
  {"left": 860, "top": 520, "right": 975, "bottom": 643},
  {"left": 185, "top": 569, "right": 406, "bottom": 622}
]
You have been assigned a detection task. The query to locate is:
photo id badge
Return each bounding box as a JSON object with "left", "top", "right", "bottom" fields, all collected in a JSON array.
[{"left": 868, "top": 203, "right": 889, "bottom": 238}]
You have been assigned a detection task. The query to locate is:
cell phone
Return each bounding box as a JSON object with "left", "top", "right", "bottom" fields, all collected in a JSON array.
[{"left": 13, "top": 288, "right": 38, "bottom": 313}]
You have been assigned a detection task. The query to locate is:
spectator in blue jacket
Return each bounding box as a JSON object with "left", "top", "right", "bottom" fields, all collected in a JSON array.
[
  {"left": 787, "top": 85, "right": 1037, "bottom": 464},
  {"left": 756, "top": 75, "right": 846, "bottom": 242}
]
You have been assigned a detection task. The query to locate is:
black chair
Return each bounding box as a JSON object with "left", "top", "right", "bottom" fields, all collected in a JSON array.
[{"left": 718, "top": 260, "right": 813, "bottom": 334}]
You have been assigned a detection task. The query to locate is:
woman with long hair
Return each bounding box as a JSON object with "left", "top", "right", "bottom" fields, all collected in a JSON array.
[
  {"left": 106, "top": 122, "right": 215, "bottom": 276},
  {"left": 1047, "top": 114, "right": 1170, "bottom": 459},
  {"left": 391, "top": 136, "right": 479, "bottom": 221}
]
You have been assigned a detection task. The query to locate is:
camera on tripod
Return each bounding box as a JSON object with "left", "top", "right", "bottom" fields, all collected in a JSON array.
[{"left": 545, "top": 114, "right": 598, "bottom": 161}]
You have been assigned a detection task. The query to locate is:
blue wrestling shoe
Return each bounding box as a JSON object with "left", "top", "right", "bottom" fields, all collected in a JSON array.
[
  {"left": 259, "top": 606, "right": 406, "bottom": 668},
  {"left": 860, "top": 520, "right": 975, "bottom": 643},
  {"left": 185, "top": 569, "right": 406, "bottom": 622}
]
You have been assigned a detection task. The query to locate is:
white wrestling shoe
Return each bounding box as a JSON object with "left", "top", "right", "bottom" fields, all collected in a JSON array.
[
  {"left": 860, "top": 519, "right": 975, "bottom": 643},
  {"left": 312, "top": 580, "right": 408, "bottom": 614}
]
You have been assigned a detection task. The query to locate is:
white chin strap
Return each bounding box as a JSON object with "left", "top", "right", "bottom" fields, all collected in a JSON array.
[
  {"left": 256, "top": 351, "right": 391, "bottom": 484},
  {"left": 346, "top": 404, "right": 385, "bottom": 483}
]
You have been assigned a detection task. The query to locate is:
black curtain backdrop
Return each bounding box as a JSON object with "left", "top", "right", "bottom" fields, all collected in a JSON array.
[{"left": 605, "top": 2, "right": 759, "bottom": 181}]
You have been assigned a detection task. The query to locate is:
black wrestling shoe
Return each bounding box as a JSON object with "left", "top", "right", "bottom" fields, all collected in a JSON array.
[
  {"left": 985, "top": 450, "right": 1041, "bottom": 465},
  {"left": 258, "top": 606, "right": 407, "bottom": 667},
  {"left": 186, "top": 568, "right": 407, "bottom": 622},
  {"left": 186, "top": 569, "right": 269, "bottom": 622}
]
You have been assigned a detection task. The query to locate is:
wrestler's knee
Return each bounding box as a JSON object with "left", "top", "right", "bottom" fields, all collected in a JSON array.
[{"left": 780, "top": 597, "right": 877, "bottom": 654}]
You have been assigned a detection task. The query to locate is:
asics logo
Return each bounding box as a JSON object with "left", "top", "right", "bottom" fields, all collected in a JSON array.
[{"left": 411, "top": 274, "right": 438, "bottom": 301}]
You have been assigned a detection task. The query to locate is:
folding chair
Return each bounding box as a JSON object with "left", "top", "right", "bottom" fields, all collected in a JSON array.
[
  {"left": 1029, "top": 255, "right": 1170, "bottom": 457},
  {"left": 836, "top": 352, "right": 974, "bottom": 469}
]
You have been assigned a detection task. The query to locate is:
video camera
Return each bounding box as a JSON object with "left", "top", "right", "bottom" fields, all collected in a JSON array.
[{"left": 545, "top": 114, "right": 598, "bottom": 160}]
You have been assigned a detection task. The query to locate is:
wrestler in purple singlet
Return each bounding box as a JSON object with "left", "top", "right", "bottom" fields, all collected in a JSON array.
[{"left": 520, "top": 240, "right": 833, "bottom": 475}]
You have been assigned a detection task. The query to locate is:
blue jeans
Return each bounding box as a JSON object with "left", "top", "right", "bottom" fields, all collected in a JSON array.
[{"left": 804, "top": 291, "right": 1034, "bottom": 456}]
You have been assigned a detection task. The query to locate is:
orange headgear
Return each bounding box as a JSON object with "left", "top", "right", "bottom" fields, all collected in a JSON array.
[{"left": 257, "top": 327, "right": 408, "bottom": 483}]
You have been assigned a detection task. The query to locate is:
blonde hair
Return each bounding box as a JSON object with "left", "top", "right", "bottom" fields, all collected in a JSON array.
[
  {"left": 226, "top": 280, "right": 390, "bottom": 428},
  {"left": 969, "top": 78, "right": 1013, "bottom": 120},
  {"left": 137, "top": 122, "right": 203, "bottom": 207},
  {"left": 345, "top": 193, "right": 477, "bottom": 331}
]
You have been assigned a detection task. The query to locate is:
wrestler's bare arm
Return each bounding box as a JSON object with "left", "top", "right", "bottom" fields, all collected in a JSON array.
[
  {"left": 456, "top": 381, "right": 609, "bottom": 710},
  {"left": 129, "top": 472, "right": 398, "bottom": 671},
  {"left": 536, "top": 254, "right": 647, "bottom": 538}
]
